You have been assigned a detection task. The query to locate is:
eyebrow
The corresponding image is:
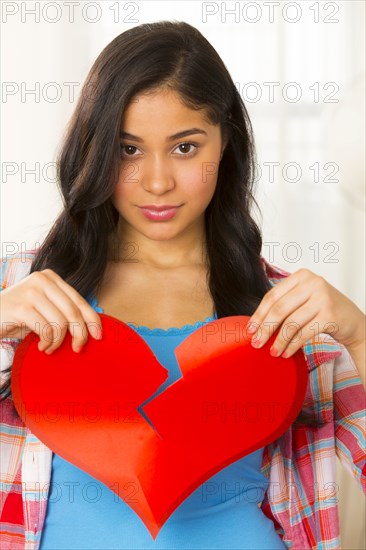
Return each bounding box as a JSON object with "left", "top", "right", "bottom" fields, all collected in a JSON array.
[{"left": 119, "top": 128, "right": 208, "bottom": 143}]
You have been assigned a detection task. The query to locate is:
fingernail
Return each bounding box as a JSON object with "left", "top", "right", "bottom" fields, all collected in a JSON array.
[
  {"left": 247, "top": 323, "right": 257, "bottom": 334},
  {"left": 270, "top": 346, "right": 280, "bottom": 357},
  {"left": 45, "top": 348, "right": 53, "bottom": 355},
  {"left": 74, "top": 346, "right": 82, "bottom": 353},
  {"left": 91, "top": 328, "right": 103, "bottom": 339},
  {"left": 251, "top": 338, "right": 262, "bottom": 348}
]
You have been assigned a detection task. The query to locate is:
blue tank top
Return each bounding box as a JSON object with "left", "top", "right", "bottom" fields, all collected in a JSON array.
[{"left": 39, "top": 296, "right": 286, "bottom": 550}]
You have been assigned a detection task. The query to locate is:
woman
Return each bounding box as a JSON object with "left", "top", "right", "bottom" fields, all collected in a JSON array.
[{"left": 0, "top": 20, "right": 365, "bottom": 550}]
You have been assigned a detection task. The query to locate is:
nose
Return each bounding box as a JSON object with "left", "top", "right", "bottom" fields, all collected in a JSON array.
[{"left": 142, "top": 155, "right": 175, "bottom": 194}]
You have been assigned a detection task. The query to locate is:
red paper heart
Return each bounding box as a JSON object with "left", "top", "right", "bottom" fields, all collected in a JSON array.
[{"left": 12, "top": 314, "right": 308, "bottom": 538}]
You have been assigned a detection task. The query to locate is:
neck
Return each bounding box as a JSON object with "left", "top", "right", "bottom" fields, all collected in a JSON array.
[{"left": 108, "top": 217, "right": 209, "bottom": 269}]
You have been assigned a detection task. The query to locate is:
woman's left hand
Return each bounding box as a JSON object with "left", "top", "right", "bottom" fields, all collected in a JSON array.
[{"left": 246, "top": 268, "right": 365, "bottom": 360}]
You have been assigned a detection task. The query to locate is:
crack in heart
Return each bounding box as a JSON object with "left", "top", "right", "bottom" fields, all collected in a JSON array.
[
  {"left": 138, "top": 351, "right": 184, "bottom": 438},
  {"left": 138, "top": 382, "right": 169, "bottom": 439}
]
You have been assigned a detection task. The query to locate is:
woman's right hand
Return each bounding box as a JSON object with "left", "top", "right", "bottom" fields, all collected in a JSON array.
[{"left": 0, "top": 269, "right": 103, "bottom": 354}]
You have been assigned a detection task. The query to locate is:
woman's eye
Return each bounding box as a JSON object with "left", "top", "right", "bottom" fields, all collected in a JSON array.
[
  {"left": 120, "top": 144, "right": 140, "bottom": 157},
  {"left": 174, "top": 142, "right": 198, "bottom": 156}
]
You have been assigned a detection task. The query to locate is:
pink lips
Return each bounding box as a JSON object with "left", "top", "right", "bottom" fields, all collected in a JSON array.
[{"left": 138, "top": 205, "right": 182, "bottom": 221}]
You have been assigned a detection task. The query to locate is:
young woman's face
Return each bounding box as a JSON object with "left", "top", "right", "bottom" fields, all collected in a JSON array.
[{"left": 111, "top": 88, "right": 227, "bottom": 244}]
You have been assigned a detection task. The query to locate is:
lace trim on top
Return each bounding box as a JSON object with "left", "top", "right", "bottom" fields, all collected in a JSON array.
[{"left": 88, "top": 294, "right": 218, "bottom": 335}]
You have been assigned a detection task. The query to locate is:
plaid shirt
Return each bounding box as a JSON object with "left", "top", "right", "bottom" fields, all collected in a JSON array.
[{"left": 0, "top": 251, "right": 365, "bottom": 549}]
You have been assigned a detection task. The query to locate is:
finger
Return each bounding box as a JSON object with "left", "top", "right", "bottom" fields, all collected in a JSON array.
[
  {"left": 12, "top": 305, "right": 55, "bottom": 351},
  {"left": 267, "top": 305, "right": 321, "bottom": 357},
  {"left": 30, "top": 300, "right": 74, "bottom": 353},
  {"left": 41, "top": 270, "right": 102, "bottom": 340},
  {"left": 250, "top": 284, "right": 311, "bottom": 346},
  {"left": 248, "top": 276, "right": 301, "bottom": 335},
  {"left": 33, "top": 282, "right": 91, "bottom": 352},
  {"left": 275, "top": 317, "right": 321, "bottom": 359}
]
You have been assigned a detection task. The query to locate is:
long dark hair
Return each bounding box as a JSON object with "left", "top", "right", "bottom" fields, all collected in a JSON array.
[{"left": 1, "top": 21, "right": 322, "bottom": 428}]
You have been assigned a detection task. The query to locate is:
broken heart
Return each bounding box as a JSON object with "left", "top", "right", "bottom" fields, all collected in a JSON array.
[{"left": 11, "top": 313, "right": 308, "bottom": 538}]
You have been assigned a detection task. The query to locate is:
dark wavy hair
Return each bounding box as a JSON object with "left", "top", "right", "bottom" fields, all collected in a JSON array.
[{"left": 0, "top": 21, "right": 322, "bottom": 429}]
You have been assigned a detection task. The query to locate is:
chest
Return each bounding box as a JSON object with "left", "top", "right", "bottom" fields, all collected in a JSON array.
[{"left": 95, "top": 262, "right": 216, "bottom": 330}]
